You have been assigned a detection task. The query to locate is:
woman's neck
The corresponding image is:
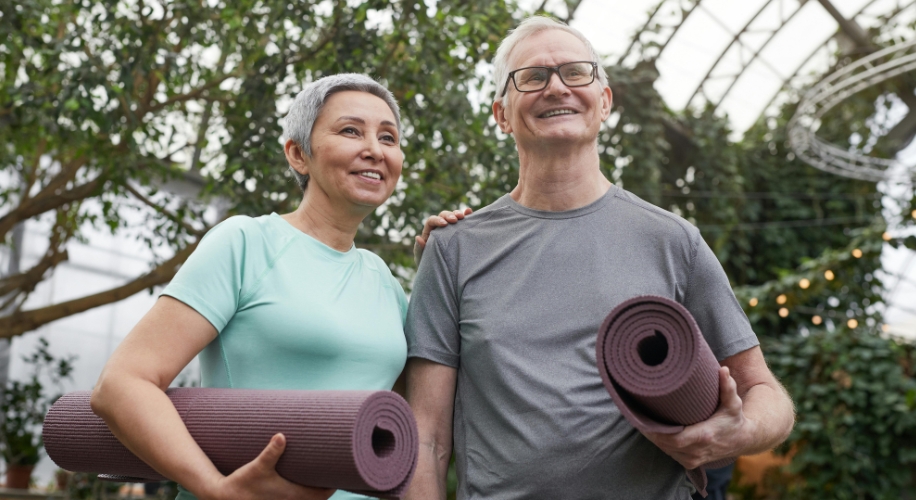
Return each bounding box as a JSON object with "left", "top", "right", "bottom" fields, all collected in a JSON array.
[
  {"left": 281, "top": 192, "right": 367, "bottom": 252},
  {"left": 510, "top": 142, "right": 611, "bottom": 211}
]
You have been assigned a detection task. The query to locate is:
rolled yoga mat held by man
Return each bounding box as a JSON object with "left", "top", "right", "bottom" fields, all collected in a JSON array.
[{"left": 404, "top": 15, "right": 796, "bottom": 500}]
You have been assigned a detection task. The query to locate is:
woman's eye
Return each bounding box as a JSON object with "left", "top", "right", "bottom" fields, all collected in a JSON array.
[
  {"left": 341, "top": 127, "right": 359, "bottom": 135},
  {"left": 380, "top": 134, "right": 397, "bottom": 143}
]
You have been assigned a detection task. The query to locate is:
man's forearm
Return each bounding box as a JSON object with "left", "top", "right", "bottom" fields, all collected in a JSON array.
[
  {"left": 737, "top": 381, "right": 795, "bottom": 455},
  {"left": 405, "top": 441, "right": 451, "bottom": 500}
]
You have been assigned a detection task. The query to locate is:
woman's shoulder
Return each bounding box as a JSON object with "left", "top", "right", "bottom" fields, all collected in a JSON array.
[{"left": 202, "top": 214, "right": 297, "bottom": 259}]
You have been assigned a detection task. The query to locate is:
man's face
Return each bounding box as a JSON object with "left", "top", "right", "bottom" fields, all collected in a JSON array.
[{"left": 493, "top": 29, "right": 612, "bottom": 152}]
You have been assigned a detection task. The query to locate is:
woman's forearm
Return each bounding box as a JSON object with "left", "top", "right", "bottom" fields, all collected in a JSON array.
[{"left": 91, "top": 376, "right": 223, "bottom": 499}]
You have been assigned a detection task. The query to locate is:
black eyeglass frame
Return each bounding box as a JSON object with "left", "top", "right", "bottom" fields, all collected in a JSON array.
[{"left": 500, "top": 61, "right": 599, "bottom": 97}]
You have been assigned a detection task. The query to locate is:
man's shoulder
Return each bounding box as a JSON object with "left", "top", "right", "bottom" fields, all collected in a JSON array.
[
  {"left": 610, "top": 187, "right": 700, "bottom": 243},
  {"left": 427, "top": 196, "right": 516, "bottom": 247}
]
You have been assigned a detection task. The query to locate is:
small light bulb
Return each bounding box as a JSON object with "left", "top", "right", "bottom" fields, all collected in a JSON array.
[
  {"left": 882, "top": 324, "right": 890, "bottom": 332},
  {"left": 776, "top": 294, "right": 787, "bottom": 305},
  {"left": 812, "top": 315, "right": 822, "bottom": 325},
  {"left": 852, "top": 249, "right": 862, "bottom": 258},
  {"left": 778, "top": 307, "right": 789, "bottom": 318},
  {"left": 883, "top": 232, "right": 892, "bottom": 241},
  {"left": 847, "top": 318, "right": 858, "bottom": 329},
  {"left": 749, "top": 298, "right": 758, "bottom": 307},
  {"left": 824, "top": 270, "right": 835, "bottom": 280},
  {"left": 799, "top": 278, "right": 810, "bottom": 289}
]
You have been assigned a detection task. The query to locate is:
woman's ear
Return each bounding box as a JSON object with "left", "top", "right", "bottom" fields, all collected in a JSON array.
[{"left": 284, "top": 139, "right": 309, "bottom": 177}]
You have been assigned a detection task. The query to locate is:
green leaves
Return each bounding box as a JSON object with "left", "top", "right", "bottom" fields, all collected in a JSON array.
[
  {"left": 763, "top": 329, "right": 916, "bottom": 498},
  {"left": 1, "top": 338, "right": 75, "bottom": 467}
]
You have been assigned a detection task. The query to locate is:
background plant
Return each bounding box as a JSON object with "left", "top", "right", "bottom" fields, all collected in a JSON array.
[{"left": 1, "top": 337, "right": 74, "bottom": 467}]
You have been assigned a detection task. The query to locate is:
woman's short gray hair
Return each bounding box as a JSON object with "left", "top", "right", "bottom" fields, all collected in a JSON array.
[
  {"left": 493, "top": 16, "right": 608, "bottom": 106},
  {"left": 283, "top": 73, "right": 401, "bottom": 190}
]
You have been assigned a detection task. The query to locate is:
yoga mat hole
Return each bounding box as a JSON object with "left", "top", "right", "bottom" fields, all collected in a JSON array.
[
  {"left": 372, "top": 427, "right": 395, "bottom": 458},
  {"left": 637, "top": 330, "right": 669, "bottom": 366}
]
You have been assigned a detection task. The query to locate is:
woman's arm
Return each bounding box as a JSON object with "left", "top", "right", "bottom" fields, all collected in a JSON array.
[{"left": 91, "top": 296, "right": 333, "bottom": 500}]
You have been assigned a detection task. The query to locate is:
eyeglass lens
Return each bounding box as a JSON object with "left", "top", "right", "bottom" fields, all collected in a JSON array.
[{"left": 514, "top": 62, "right": 594, "bottom": 92}]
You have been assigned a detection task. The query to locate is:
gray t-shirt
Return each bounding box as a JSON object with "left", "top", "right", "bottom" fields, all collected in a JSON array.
[{"left": 406, "top": 185, "right": 759, "bottom": 500}]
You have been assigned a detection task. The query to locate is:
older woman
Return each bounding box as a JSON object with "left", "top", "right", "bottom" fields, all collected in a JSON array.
[{"left": 91, "top": 73, "right": 467, "bottom": 500}]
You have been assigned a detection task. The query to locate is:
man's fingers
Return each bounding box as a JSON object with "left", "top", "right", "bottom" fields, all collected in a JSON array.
[
  {"left": 719, "top": 366, "right": 742, "bottom": 412},
  {"left": 255, "top": 433, "right": 286, "bottom": 470}
]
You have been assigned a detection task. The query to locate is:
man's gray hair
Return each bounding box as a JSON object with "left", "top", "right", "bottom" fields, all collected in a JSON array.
[
  {"left": 284, "top": 73, "right": 401, "bottom": 190},
  {"left": 493, "top": 16, "right": 609, "bottom": 105}
]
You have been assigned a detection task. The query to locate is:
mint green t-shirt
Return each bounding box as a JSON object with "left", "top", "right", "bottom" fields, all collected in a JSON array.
[{"left": 162, "top": 214, "right": 408, "bottom": 500}]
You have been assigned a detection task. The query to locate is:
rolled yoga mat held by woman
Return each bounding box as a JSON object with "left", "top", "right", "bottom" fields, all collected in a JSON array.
[{"left": 89, "top": 73, "right": 468, "bottom": 500}]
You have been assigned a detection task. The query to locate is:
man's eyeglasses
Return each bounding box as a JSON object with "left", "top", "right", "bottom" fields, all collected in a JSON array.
[{"left": 501, "top": 61, "right": 598, "bottom": 96}]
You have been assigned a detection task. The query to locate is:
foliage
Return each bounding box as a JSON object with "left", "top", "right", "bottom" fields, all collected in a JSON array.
[
  {"left": 760, "top": 328, "right": 916, "bottom": 499},
  {"left": 0, "top": 338, "right": 74, "bottom": 466},
  {"left": 0, "top": 0, "right": 517, "bottom": 335}
]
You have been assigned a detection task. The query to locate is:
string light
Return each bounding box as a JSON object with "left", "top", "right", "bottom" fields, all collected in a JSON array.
[
  {"left": 852, "top": 248, "right": 862, "bottom": 258},
  {"left": 799, "top": 278, "right": 810, "bottom": 289},
  {"left": 847, "top": 318, "right": 858, "bottom": 329},
  {"left": 883, "top": 232, "right": 892, "bottom": 241},
  {"left": 812, "top": 315, "right": 822, "bottom": 325},
  {"left": 776, "top": 294, "right": 787, "bottom": 304},
  {"left": 912, "top": 209, "right": 916, "bottom": 219},
  {"left": 824, "top": 270, "right": 835, "bottom": 280},
  {"left": 779, "top": 307, "right": 789, "bottom": 317},
  {"left": 882, "top": 324, "right": 890, "bottom": 332},
  {"left": 749, "top": 298, "right": 758, "bottom": 307}
]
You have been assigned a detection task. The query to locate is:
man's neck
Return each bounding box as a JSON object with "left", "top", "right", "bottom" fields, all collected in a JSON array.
[{"left": 510, "top": 142, "right": 612, "bottom": 212}]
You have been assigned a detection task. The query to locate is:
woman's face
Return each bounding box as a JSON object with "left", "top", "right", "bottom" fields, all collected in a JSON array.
[{"left": 299, "top": 90, "right": 403, "bottom": 214}]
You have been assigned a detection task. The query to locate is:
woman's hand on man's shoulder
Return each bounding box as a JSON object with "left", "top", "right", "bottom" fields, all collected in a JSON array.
[{"left": 413, "top": 208, "right": 473, "bottom": 265}]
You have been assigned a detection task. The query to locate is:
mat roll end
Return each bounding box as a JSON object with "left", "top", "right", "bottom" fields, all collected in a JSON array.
[{"left": 595, "top": 295, "right": 736, "bottom": 498}]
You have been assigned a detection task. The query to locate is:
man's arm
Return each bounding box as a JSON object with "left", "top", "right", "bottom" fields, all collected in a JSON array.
[
  {"left": 404, "top": 358, "right": 458, "bottom": 500},
  {"left": 645, "top": 346, "right": 795, "bottom": 469}
]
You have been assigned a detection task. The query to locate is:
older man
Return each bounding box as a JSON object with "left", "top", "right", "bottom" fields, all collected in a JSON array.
[{"left": 404, "top": 16, "right": 795, "bottom": 500}]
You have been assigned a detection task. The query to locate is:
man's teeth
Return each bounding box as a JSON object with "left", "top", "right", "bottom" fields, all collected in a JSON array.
[
  {"left": 359, "top": 171, "right": 381, "bottom": 180},
  {"left": 542, "top": 109, "right": 576, "bottom": 118}
]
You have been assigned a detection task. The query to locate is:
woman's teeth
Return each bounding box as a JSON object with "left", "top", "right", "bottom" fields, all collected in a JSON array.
[{"left": 359, "top": 171, "right": 381, "bottom": 180}]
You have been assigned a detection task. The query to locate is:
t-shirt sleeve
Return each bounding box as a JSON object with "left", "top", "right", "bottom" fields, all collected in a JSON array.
[
  {"left": 405, "top": 233, "right": 461, "bottom": 368},
  {"left": 683, "top": 232, "right": 759, "bottom": 361},
  {"left": 390, "top": 273, "right": 409, "bottom": 324},
  {"left": 161, "top": 217, "right": 248, "bottom": 333}
]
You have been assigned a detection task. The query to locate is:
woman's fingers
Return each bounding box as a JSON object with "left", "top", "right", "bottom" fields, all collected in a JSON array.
[{"left": 254, "top": 433, "right": 287, "bottom": 470}]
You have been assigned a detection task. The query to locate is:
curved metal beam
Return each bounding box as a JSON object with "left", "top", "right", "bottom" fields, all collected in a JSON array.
[
  {"left": 616, "top": 0, "right": 702, "bottom": 67},
  {"left": 759, "top": 0, "right": 913, "bottom": 117},
  {"left": 684, "top": 0, "right": 782, "bottom": 109}
]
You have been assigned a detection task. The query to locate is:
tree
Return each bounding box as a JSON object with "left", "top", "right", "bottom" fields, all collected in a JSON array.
[{"left": 0, "top": 0, "right": 516, "bottom": 337}]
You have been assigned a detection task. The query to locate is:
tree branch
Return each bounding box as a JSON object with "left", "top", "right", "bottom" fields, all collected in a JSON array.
[
  {"left": 0, "top": 248, "right": 68, "bottom": 298},
  {"left": 0, "top": 175, "right": 103, "bottom": 241},
  {"left": 0, "top": 239, "right": 201, "bottom": 338},
  {"left": 124, "top": 182, "right": 201, "bottom": 236},
  {"left": 143, "top": 72, "right": 239, "bottom": 114}
]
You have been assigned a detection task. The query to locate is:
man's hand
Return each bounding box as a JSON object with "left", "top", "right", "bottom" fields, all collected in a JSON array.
[
  {"left": 644, "top": 367, "right": 754, "bottom": 470},
  {"left": 202, "top": 434, "right": 335, "bottom": 500},
  {"left": 413, "top": 208, "right": 473, "bottom": 264}
]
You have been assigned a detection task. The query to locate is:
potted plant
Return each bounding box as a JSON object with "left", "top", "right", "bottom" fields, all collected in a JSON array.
[{"left": 1, "top": 338, "right": 74, "bottom": 489}]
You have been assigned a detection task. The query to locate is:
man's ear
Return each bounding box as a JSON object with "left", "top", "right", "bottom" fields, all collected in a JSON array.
[
  {"left": 600, "top": 85, "right": 613, "bottom": 121},
  {"left": 493, "top": 100, "right": 513, "bottom": 134},
  {"left": 284, "top": 139, "right": 310, "bottom": 177}
]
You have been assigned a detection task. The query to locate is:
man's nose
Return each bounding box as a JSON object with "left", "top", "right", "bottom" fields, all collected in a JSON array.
[{"left": 543, "top": 70, "right": 570, "bottom": 96}]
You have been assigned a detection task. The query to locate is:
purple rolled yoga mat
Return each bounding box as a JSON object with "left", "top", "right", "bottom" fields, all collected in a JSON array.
[
  {"left": 43, "top": 389, "right": 418, "bottom": 499},
  {"left": 595, "top": 295, "right": 735, "bottom": 498}
]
